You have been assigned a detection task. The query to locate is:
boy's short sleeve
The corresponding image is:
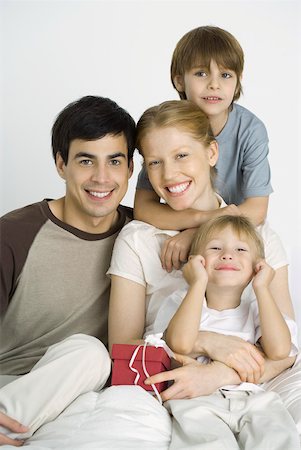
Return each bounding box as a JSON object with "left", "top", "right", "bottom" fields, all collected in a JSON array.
[{"left": 136, "top": 166, "right": 154, "bottom": 191}]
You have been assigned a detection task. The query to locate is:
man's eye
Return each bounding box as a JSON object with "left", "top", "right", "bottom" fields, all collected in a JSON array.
[
  {"left": 110, "top": 159, "right": 121, "bottom": 166},
  {"left": 79, "top": 159, "right": 93, "bottom": 166}
]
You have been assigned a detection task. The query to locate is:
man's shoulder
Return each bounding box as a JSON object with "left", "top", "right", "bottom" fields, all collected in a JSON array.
[
  {"left": 0, "top": 200, "right": 48, "bottom": 234},
  {"left": 118, "top": 219, "right": 156, "bottom": 237}
]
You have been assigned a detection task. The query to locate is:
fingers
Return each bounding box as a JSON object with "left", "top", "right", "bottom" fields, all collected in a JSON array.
[
  {"left": 0, "top": 413, "right": 28, "bottom": 434},
  {"left": 228, "top": 347, "right": 265, "bottom": 383},
  {"left": 0, "top": 433, "right": 25, "bottom": 447}
]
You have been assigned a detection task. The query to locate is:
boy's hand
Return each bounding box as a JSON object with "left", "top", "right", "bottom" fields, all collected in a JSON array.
[
  {"left": 0, "top": 412, "right": 28, "bottom": 447},
  {"left": 182, "top": 255, "right": 208, "bottom": 286},
  {"left": 161, "top": 228, "right": 197, "bottom": 272},
  {"left": 252, "top": 259, "right": 275, "bottom": 291}
]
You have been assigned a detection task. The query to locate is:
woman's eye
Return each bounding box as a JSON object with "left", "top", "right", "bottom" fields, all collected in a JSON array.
[
  {"left": 176, "top": 153, "right": 188, "bottom": 160},
  {"left": 149, "top": 160, "right": 160, "bottom": 167}
]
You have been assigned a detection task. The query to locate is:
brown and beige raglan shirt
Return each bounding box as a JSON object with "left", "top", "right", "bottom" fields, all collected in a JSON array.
[{"left": 0, "top": 200, "right": 132, "bottom": 375}]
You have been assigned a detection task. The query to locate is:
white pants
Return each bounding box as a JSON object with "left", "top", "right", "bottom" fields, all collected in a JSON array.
[
  {"left": 0, "top": 334, "right": 111, "bottom": 440},
  {"left": 165, "top": 389, "right": 300, "bottom": 450}
]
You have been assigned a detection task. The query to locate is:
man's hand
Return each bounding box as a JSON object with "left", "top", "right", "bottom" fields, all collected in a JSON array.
[
  {"left": 145, "top": 354, "right": 241, "bottom": 401},
  {"left": 0, "top": 412, "right": 28, "bottom": 447},
  {"left": 196, "top": 332, "right": 265, "bottom": 383}
]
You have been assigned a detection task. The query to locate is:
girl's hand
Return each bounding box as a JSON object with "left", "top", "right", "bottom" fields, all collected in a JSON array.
[
  {"left": 252, "top": 259, "right": 275, "bottom": 291},
  {"left": 182, "top": 254, "right": 208, "bottom": 286},
  {"left": 160, "top": 228, "right": 197, "bottom": 272}
]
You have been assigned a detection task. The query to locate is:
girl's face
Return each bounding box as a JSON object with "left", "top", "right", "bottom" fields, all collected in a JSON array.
[{"left": 141, "top": 126, "right": 218, "bottom": 211}]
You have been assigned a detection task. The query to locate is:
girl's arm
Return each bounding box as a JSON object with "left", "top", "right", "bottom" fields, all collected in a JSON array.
[
  {"left": 108, "top": 275, "right": 146, "bottom": 353},
  {"left": 253, "top": 260, "right": 292, "bottom": 360},
  {"left": 165, "top": 255, "right": 207, "bottom": 355}
]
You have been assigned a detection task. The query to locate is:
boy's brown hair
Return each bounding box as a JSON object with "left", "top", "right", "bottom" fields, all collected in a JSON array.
[{"left": 171, "top": 26, "right": 244, "bottom": 102}]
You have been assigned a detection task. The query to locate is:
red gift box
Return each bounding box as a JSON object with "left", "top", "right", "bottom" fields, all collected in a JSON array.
[{"left": 111, "top": 343, "right": 171, "bottom": 393}]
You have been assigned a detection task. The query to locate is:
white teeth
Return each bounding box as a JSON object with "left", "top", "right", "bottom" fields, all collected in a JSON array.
[
  {"left": 89, "top": 190, "right": 110, "bottom": 198},
  {"left": 206, "top": 97, "right": 220, "bottom": 100},
  {"left": 167, "top": 182, "right": 189, "bottom": 193}
]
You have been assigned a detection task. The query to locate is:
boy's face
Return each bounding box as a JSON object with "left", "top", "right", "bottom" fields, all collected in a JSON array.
[
  {"left": 174, "top": 60, "right": 238, "bottom": 125},
  {"left": 141, "top": 125, "right": 218, "bottom": 212},
  {"left": 56, "top": 133, "right": 133, "bottom": 233},
  {"left": 201, "top": 226, "right": 255, "bottom": 289}
]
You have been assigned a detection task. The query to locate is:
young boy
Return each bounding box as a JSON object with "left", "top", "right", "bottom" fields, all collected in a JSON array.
[
  {"left": 154, "top": 215, "right": 299, "bottom": 449},
  {"left": 134, "top": 26, "right": 272, "bottom": 269}
]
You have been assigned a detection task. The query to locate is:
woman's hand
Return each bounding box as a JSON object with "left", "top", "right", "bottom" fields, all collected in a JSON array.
[
  {"left": 0, "top": 412, "right": 28, "bottom": 447},
  {"left": 194, "top": 331, "right": 265, "bottom": 383},
  {"left": 161, "top": 228, "right": 197, "bottom": 272},
  {"left": 145, "top": 354, "right": 241, "bottom": 401}
]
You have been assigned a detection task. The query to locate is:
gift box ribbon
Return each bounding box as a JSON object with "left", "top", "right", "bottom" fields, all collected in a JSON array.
[{"left": 128, "top": 333, "right": 174, "bottom": 404}]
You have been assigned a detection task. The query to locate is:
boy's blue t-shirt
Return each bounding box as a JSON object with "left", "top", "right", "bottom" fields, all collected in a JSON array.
[{"left": 136, "top": 104, "right": 273, "bottom": 205}]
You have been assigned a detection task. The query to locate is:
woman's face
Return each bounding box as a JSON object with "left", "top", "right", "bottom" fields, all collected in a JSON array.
[{"left": 141, "top": 126, "right": 218, "bottom": 211}]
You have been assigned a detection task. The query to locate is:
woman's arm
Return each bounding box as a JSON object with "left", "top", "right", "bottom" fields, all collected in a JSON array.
[
  {"left": 253, "top": 260, "right": 292, "bottom": 360},
  {"left": 165, "top": 255, "right": 207, "bottom": 354},
  {"left": 108, "top": 276, "right": 146, "bottom": 353}
]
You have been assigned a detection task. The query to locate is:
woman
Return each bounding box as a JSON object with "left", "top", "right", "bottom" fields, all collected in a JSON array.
[{"left": 108, "top": 100, "right": 300, "bottom": 445}]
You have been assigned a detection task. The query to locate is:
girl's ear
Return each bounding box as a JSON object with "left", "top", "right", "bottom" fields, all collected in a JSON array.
[
  {"left": 208, "top": 141, "right": 219, "bottom": 167},
  {"left": 173, "top": 75, "right": 185, "bottom": 92},
  {"left": 56, "top": 152, "right": 66, "bottom": 180}
]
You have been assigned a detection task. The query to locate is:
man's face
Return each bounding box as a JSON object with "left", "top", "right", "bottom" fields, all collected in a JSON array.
[{"left": 56, "top": 133, "right": 133, "bottom": 233}]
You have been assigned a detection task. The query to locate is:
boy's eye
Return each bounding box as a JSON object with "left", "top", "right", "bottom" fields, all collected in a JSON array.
[
  {"left": 221, "top": 72, "right": 232, "bottom": 79},
  {"left": 237, "top": 247, "right": 247, "bottom": 252},
  {"left": 210, "top": 247, "right": 221, "bottom": 251},
  {"left": 195, "top": 70, "right": 207, "bottom": 77}
]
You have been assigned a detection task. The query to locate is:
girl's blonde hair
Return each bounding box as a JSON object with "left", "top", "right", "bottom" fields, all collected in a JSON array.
[{"left": 191, "top": 215, "right": 265, "bottom": 261}]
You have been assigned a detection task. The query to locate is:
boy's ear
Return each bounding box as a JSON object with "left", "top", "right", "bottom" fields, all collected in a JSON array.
[
  {"left": 208, "top": 141, "right": 219, "bottom": 167},
  {"left": 173, "top": 75, "right": 185, "bottom": 92},
  {"left": 56, "top": 152, "right": 66, "bottom": 180}
]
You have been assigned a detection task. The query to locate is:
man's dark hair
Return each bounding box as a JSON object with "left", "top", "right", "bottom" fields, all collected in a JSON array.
[{"left": 52, "top": 95, "right": 136, "bottom": 165}]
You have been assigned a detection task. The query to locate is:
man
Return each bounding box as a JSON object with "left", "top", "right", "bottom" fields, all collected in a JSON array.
[{"left": 0, "top": 95, "right": 135, "bottom": 446}]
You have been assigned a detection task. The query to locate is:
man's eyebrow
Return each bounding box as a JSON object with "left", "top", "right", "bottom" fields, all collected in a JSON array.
[
  {"left": 107, "top": 152, "right": 127, "bottom": 159},
  {"left": 74, "top": 152, "right": 96, "bottom": 159}
]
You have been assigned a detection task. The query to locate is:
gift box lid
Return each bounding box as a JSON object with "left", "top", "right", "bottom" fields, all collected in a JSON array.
[{"left": 112, "top": 343, "right": 171, "bottom": 369}]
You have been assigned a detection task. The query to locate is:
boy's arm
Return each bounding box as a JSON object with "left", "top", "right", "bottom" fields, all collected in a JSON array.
[
  {"left": 253, "top": 260, "right": 292, "bottom": 360},
  {"left": 237, "top": 196, "right": 269, "bottom": 225},
  {"left": 165, "top": 256, "right": 207, "bottom": 354},
  {"left": 134, "top": 189, "right": 240, "bottom": 230}
]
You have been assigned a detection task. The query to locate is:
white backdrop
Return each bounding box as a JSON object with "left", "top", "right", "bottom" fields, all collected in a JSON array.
[{"left": 1, "top": 0, "right": 300, "bottom": 341}]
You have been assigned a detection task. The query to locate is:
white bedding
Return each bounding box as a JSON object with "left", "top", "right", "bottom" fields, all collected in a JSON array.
[{"left": 21, "top": 386, "right": 171, "bottom": 450}]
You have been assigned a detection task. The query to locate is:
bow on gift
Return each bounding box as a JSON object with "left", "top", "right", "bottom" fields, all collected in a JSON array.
[{"left": 128, "top": 333, "right": 174, "bottom": 404}]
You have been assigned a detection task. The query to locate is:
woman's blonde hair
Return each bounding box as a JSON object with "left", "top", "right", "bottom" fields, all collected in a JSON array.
[
  {"left": 136, "top": 100, "right": 217, "bottom": 185},
  {"left": 191, "top": 215, "right": 265, "bottom": 261}
]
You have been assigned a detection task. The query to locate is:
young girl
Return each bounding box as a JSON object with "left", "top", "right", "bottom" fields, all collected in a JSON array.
[
  {"left": 134, "top": 26, "right": 272, "bottom": 271},
  {"left": 108, "top": 100, "right": 301, "bottom": 445},
  {"left": 157, "top": 215, "right": 299, "bottom": 448}
]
